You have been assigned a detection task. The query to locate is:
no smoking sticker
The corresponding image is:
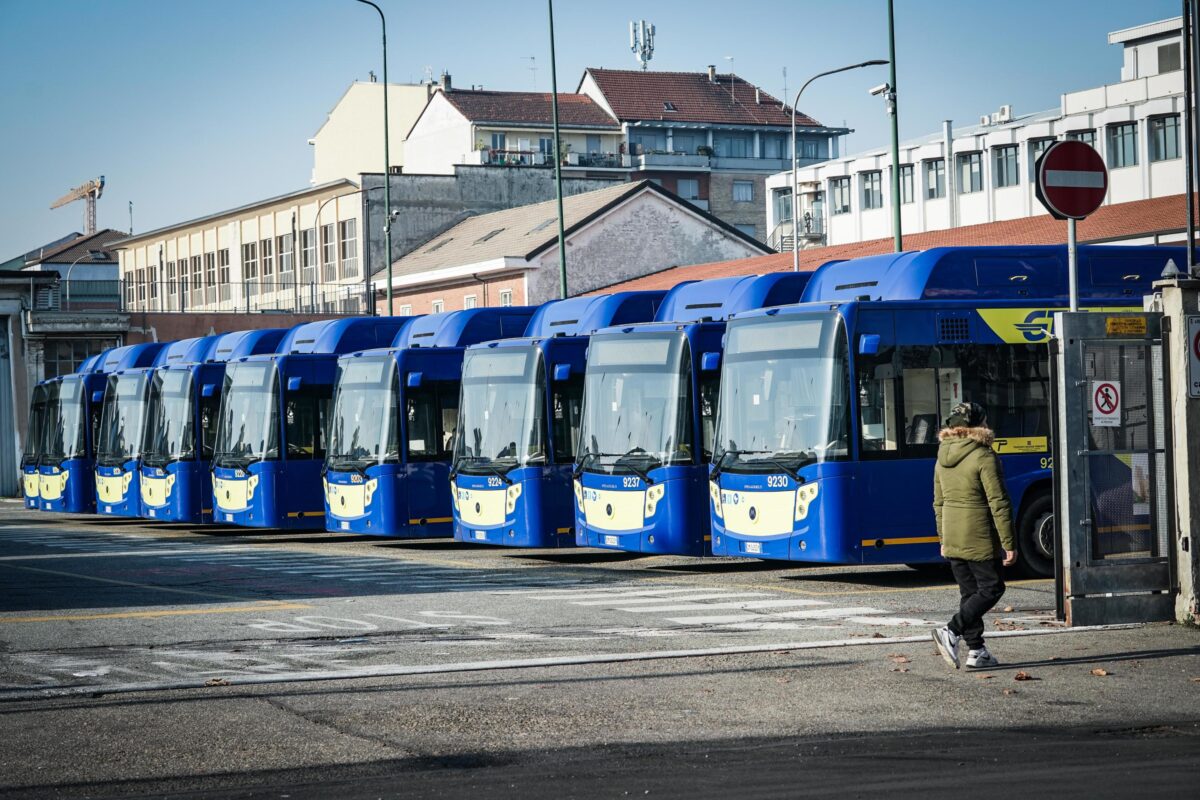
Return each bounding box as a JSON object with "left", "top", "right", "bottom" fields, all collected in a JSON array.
[{"left": 1091, "top": 380, "right": 1121, "bottom": 428}]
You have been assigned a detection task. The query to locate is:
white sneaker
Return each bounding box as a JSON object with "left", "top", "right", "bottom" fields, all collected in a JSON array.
[
  {"left": 932, "top": 626, "right": 961, "bottom": 669},
  {"left": 966, "top": 648, "right": 999, "bottom": 668}
]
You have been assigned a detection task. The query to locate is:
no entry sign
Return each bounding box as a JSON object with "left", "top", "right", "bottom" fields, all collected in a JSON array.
[
  {"left": 1091, "top": 380, "right": 1121, "bottom": 427},
  {"left": 1036, "top": 140, "right": 1108, "bottom": 220},
  {"left": 1188, "top": 316, "right": 1200, "bottom": 399}
]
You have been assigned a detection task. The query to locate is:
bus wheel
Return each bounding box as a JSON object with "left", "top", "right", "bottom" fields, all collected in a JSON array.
[{"left": 1017, "top": 491, "right": 1054, "bottom": 578}]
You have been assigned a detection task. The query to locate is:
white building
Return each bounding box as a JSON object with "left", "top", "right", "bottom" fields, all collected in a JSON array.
[{"left": 766, "top": 16, "right": 1186, "bottom": 249}]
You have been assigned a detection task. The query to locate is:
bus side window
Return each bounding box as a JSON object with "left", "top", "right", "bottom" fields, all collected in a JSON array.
[
  {"left": 439, "top": 382, "right": 459, "bottom": 457},
  {"left": 551, "top": 375, "right": 584, "bottom": 463},
  {"left": 407, "top": 381, "right": 458, "bottom": 461},
  {"left": 856, "top": 350, "right": 899, "bottom": 455},
  {"left": 698, "top": 372, "right": 720, "bottom": 461},
  {"left": 199, "top": 393, "right": 220, "bottom": 461},
  {"left": 284, "top": 386, "right": 331, "bottom": 460}
]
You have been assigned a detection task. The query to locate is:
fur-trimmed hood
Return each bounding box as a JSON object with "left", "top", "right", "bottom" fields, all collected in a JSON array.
[{"left": 937, "top": 426, "right": 994, "bottom": 468}]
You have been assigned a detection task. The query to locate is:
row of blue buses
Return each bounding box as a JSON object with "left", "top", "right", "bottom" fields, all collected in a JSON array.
[{"left": 21, "top": 244, "right": 1181, "bottom": 577}]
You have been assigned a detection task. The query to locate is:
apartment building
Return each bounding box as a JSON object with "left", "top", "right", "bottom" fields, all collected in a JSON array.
[{"left": 766, "top": 16, "right": 1187, "bottom": 249}]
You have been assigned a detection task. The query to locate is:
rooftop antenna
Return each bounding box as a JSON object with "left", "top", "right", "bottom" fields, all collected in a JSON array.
[
  {"left": 422, "top": 65, "right": 434, "bottom": 84},
  {"left": 629, "top": 20, "right": 655, "bottom": 70},
  {"left": 522, "top": 55, "right": 537, "bottom": 89},
  {"left": 782, "top": 66, "right": 788, "bottom": 111}
]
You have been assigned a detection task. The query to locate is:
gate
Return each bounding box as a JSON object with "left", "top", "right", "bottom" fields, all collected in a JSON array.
[{"left": 1051, "top": 312, "right": 1175, "bottom": 625}]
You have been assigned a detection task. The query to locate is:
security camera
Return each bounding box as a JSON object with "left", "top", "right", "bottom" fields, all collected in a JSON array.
[{"left": 868, "top": 83, "right": 891, "bottom": 97}]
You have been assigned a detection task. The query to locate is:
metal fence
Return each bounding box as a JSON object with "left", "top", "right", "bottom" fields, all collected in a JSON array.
[
  {"left": 32, "top": 280, "right": 122, "bottom": 312},
  {"left": 121, "top": 278, "right": 375, "bottom": 315}
]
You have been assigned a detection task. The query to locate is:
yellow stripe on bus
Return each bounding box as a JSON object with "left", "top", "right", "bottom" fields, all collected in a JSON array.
[
  {"left": 408, "top": 517, "right": 454, "bottom": 525},
  {"left": 860, "top": 536, "right": 941, "bottom": 547},
  {"left": 1096, "top": 524, "right": 1151, "bottom": 533},
  {"left": 286, "top": 511, "right": 325, "bottom": 518}
]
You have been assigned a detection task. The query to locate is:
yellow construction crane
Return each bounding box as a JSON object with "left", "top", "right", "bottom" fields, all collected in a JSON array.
[{"left": 50, "top": 176, "right": 105, "bottom": 235}]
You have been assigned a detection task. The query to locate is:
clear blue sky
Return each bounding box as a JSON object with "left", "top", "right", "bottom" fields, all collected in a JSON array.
[{"left": 0, "top": 0, "right": 1180, "bottom": 254}]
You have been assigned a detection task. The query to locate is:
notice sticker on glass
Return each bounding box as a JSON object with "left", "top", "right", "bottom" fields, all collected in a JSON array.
[
  {"left": 752, "top": 393, "right": 761, "bottom": 406},
  {"left": 410, "top": 439, "right": 425, "bottom": 451}
]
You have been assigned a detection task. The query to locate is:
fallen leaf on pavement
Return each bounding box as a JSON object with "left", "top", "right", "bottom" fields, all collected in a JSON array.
[
  {"left": 888, "top": 655, "right": 910, "bottom": 664},
  {"left": 1091, "top": 668, "right": 1110, "bottom": 677},
  {"left": 1014, "top": 671, "right": 1036, "bottom": 681},
  {"left": 890, "top": 667, "right": 910, "bottom": 673},
  {"left": 1003, "top": 606, "right": 1015, "bottom": 612},
  {"left": 1189, "top": 677, "right": 1200, "bottom": 683},
  {"left": 871, "top": 632, "right": 885, "bottom": 639},
  {"left": 975, "top": 674, "right": 995, "bottom": 680},
  {"left": 1048, "top": 656, "right": 1061, "bottom": 661},
  {"left": 1003, "top": 688, "right": 1018, "bottom": 696},
  {"left": 204, "top": 678, "right": 230, "bottom": 687}
]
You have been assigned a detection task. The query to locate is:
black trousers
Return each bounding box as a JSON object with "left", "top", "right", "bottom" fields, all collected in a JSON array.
[{"left": 947, "top": 557, "right": 1006, "bottom": 650}]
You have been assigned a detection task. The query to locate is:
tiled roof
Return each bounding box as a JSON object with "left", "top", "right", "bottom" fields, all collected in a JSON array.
[
  {"left": 592, "top": 194, "right": 1196, "bottom": 293},
  {"left": 442, "top": 89, "right": 619, "bottom": 128},
  {"left": 25, "top": 229, "right": 126, "bottom": 266},
  {"left": 376, "top": 180, "right": 767, "bottom": 283},
  {"left": 583, "top": 68, "right": 819, "bottom": 128}
]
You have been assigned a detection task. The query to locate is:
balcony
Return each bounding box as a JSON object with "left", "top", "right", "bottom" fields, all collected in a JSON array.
[
  {"left": 767, "top": 216, "right": 826, "bottom": 252},
  {"left": 712, "top": 156, "right": 790, "bottom": 172},
  {"left": 32, "top": 279, "right": 122, "bottom": 312},
  {"left": 632, "top": 151, "right": 711, "bottom": 170}
]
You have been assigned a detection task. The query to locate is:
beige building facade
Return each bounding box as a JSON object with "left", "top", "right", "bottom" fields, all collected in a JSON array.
[{"left": 309, "top": 81, "right": 436, "bottom": 185}]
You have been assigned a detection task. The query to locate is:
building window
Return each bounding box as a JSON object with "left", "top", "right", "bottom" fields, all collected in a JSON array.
[
  {"left": 148, "top": 266, "right": 157, "bottom": 302},
  {"left": 1107, "top": 122, "right": 1138, "bottom": 168},
  {"left": 860, "top": 171, "right": 883, "bottom": 209},
  {"left": 398, "top": 304, "right": 413, "bottom": 316},
  {"left": 1150, "top": 115, "right": 1181, "bottom": 162},
  {"left": 829, "top": 177, "right": 851, "bottom": 215},
  {"left": 993, "top": 145, "right": 1019, "bottom": 188},
  {"left": 277, "top": 233, "right": 294, "bottom": 280},
  {"left": 732, "top": 181, "right": 754, "bottom": 203},
  {"left": 802, "top": 140, "right": 818, "bottom": 159},
  {"left": 924, "top": 159, "right": 946, "bottom": 199},
  {"left": 242, "top": 242, "right": 258, "bottom": 279},
  {"left": 217, "top": 249, "right": 230, "bottom": 301},
  {"left": 538, "top": 137, "right": 553, "bottom": 155},
  {"left": 1029, "top": 137, "right": 1056, "bottom": 172},
  {"left": 166, "top": 261, "right": 176, "bottom": 298},
  {"left": 431, "top": 299, "right": 444, "bottom": 313},
  {"left": 204, "top": 252, "right": 216, "bottom": 286},
  {"left": 490, "top": 132, "right": 506, "bottom": 150},
  {"left": 260, "top": 238, "right": 273, "bottom": 287},
  {"left": 300, "top": 228, "right": 317, "bottom": 280},
  {"left": 190, "top": 255, "right": 202, "bottom": 298},
  {"left": 1067, "top": 129, "right": 1097, "bottom": 148},
  {"left": 734, "top": 223, "right": 757, "bottom": 238},
  {"left": 677, "top": 178, "right": 700, "bottom": 200},
  {"left": 1159, "top": 42, "right": 1181, "bottom": 73},
  {"left": 762, "top": 135, "right": 787, "bottom": 159},
  {"left": 713, "top": 134, "right": 751, "bottom": 158},
  {"left": 898, "top": 164, "right": 914, "bottom": 204},
  {"left": 44, "top": 339, "right": 118, "bottom": 380},
  {"left": 339, "top": 219, "right": 358, "bottom": 278},
  {"left": 498, "top": 289, "right": 513, "bottom": 307},
  {"left": 957, "top": 152, "right": 983, "bottom": 193},
  {"left": 320, "top": 223, "right": 336, "bottom": 281},
  {"left": 463, "top": 294, "right": 477, "bottom": 309}
]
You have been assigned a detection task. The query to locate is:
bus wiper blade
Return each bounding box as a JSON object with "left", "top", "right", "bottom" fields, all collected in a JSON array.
[
  {"left": 710, "top": 449, "right": 756, "bottom": 481},
  {"left": 572, "top": 452, "right": 598, "bottom": 480},
  {"left": 456, "top": 456, "right": 513, "bottom": 485},
  {"left": 615, "top": 448, "right": 656, "bottom": 485}
]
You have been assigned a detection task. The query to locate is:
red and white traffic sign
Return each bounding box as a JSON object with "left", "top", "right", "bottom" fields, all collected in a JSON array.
[
  {"left": 1091, "top": 380, "right": 1121, "bottom": 428},
  {"left": 1188, "top": 316, "right": 1200, "bottom": 399},
  {"left": 1036, "top": 140, "right": 1108, "bottom": 220}
]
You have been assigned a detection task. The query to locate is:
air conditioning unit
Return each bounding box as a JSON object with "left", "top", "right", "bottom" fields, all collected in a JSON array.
[
  {"left": 997, "top": 104, "right": 1013, "bottom": 123},
  {"left": 980, "top": 115, "right": 990, "bottom": 126}
]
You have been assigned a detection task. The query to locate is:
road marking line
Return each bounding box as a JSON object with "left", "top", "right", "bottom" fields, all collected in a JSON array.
[
  {"left": 0, "top": 602, "right": 310, "bottom": 624},
  {"left": 842, "top": 615, "right": 942, "bottom": 626},
  {"left": 0, "top": 548, "right": 246, "bottom": 561},
  {"left": 0, "top": 562, "right": 279, "bottom": 603},
  {"left": 575, "top": 593, "right": 774, "bottom": 608},
  {"left": 618, "top": 598, "right": 829, "bottom": 613},
  {"left": 669, "top": 606, "right": 885, "bottom": 624},
  {"left": 513, "top": 588, "right": 722, "bottom": 601}
]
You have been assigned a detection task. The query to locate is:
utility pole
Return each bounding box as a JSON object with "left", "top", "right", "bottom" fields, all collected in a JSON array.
[
  {"left": 356, "top": 0, "right": 395, "bottom": 315},
  {"left": 886, "top": 0, "right": 902, "bottom": 252}
]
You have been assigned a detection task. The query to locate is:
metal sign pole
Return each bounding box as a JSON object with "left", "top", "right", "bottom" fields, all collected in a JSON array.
[{"left": 1068, "top": 217, "right": 1078, "bottom": 312}]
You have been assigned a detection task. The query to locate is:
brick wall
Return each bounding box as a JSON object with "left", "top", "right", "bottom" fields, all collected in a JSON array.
[
  {"left": 378, "top": 273, "right": 527, "bottom": 315},
  {"left": 124, "top": 311, "right": 343, "bottom": 344}
]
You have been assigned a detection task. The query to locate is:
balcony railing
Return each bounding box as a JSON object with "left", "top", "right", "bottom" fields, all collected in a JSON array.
[
  {"left": 32, "top": 280, "right": 122, "bottom": 312},
  {"left": 767, "top": 215, "right": 826, "bottom": 252},
  {"left": 120, "top": 278, "right": 374, "bottom": 315}
]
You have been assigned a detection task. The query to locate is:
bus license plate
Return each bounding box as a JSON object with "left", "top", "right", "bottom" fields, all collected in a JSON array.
[
  {"left": 340, "top": 521, "right": 349, "bottom": 530},
  {"left": 604, "top": 535, "right": 619, "bottom": 546},
  {"left": 474, "top": 531, "right": 487, "bottom": 540},
  {"left": 148, "top": 509, "right": 155, "bottom": 517},
  {"left": 226, "top": 513, "right": 234, "bottom": 522},
  {"left": 104, "top": 506, "right": 112, "bottom": 514},
  {"left": 744, "top": 541, "right": 762, "bottom": 554}
]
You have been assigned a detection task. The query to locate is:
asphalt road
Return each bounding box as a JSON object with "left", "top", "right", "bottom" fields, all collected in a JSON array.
[{"left": 2, "top": 500, "right": 1198, "bottom": 798}]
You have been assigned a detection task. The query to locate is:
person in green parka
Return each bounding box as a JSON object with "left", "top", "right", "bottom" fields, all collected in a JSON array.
[{"left": 930, "top": 401, "right": 1016, "bottom": 670}]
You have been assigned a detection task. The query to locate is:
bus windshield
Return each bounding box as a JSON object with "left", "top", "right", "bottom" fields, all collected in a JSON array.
[
  {"left": 213, "top": 361, "right": 279, "bottom": 468},
  {"left": 454, "top": 347, "right": 545, "bottom": 474},
  {"left": 577, "top": 332, "right": 692, "bottom": 473},
  {"left": 97, "top": 372, "right": 149, "bottom": 466},
  {"left": 143, "top": 369, "right": 195, "bottom": 467},
  {"left": 42, "top": 378, "right": 87, "bottom": 464},
  {"left": 715, "top": 313, "right": 850, "bottom": 472},
  {"left": 327, "top": 357, "right": 399, "bottom": 471},
  {"left": 23, "top": 384, "right": 47, "bottom": 464}
]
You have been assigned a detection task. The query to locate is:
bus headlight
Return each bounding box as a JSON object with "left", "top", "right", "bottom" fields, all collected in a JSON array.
[
  {"left": 505, "top": 482, "right": 523, "bottom": 514},
  {"left": 573, "top": 480, "right": 584, "bottom": 511},
  {"left": 794, "top": 483, "right": 819, "bottom": 522},
  {"left": 709, "top": 481, "right": 723, "bottom": 518},
  {"left": 451, "top": 481, "right": 461, "bottom": 511},
  {"left": 644, "top": 483, "right": 666, "bottom": 517}
]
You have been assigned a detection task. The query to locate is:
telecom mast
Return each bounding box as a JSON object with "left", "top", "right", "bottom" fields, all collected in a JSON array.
[
  {"left": 50, "top": 177, "right": 105, "bottom": 235},
  {"left": 629, "top": 20, "right": 655, "bottom": 70}
]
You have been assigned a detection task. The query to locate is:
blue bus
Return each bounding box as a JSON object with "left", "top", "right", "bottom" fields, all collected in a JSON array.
[
  {"left": 95, "top": 342, "right": 176, "bottom": 517},
  {"left": 40, "top": 344, "right": 166, "bottom": 514},
  {"left": 708, "top": 245, "right": 1184, "bottom": 576},
  {"left": 139, "top": 329, "right": 287, "bottom": 523},
  {"left": 323, "top": 307, "right": 536, "bottom": 537},
  {"left": 211, "top": 318, "right": 409, "bottom": 529},
  {"left": 22, "top": 381, "right": 49, "bottom": 508},
  {"left": 572, "top": 274, "right": 809, "bottom": 557},
  {"left": 451, "top": 292, "right": 664, "bottom": 548}
]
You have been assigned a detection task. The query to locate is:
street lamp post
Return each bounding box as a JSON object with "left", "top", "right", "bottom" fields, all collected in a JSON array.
[
  {"left": 355, "top": 0, "right": 395, "bottom": 316},
  {"left": 791, "top": 59, "right": 888, "bottom": 272},
  {"left": 65, "top": 249, "right": 107, "bottom": 309},
  {"left": 547, "top": 0, "right": 568, "bottom": 299}
]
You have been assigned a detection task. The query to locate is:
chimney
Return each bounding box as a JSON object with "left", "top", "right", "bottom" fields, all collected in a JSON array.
[
  {"left": 755, "top": 87, "right": 761, "bottom": 104},
  {"left": 440, "top": 71, "right": 452, "bottom": 91},
  {"left": 707, "top": 64, "right": 717, "bottom": 83},
  {"left": 368, "top": 70, "right": 377, "bottom": 83}
]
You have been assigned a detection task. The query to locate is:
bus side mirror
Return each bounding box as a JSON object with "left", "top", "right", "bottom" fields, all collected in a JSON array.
[
  {"left": 92, "top": 391, "right": 104, "bottom": 403},
  {"left": 553, "top": 363, "right": 571, "bottom": 382},
  {"left": 201, "top": 384, "right": 216, "bottom": 397},
  {"left": 859, "top": 334, "right": 881, "bottom": 355},
  {"left": 407, "top": 372, "right": 423, "bottom": 387},
  {"left": 701, "top": 352, "right": 720, "bottom": 371},
  {"left": 287, "top": 376, "right": 303, "bottom": 391}
]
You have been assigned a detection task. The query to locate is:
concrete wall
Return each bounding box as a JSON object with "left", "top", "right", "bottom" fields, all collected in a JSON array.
[
  {"left": 310, "top": 82, "right": 433, "bottom": 185},
  {"left": 706, "top": 172, "right": 767, "bottom": 241},
  {"left": 360, "top": 167, "right": 623, "bottom": 277},
  {"left": 527, "top": 190, "right": 766, "bottom": 303},
  {"left": 401, "top": 93, "right": 473, "bottom": 176}
]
